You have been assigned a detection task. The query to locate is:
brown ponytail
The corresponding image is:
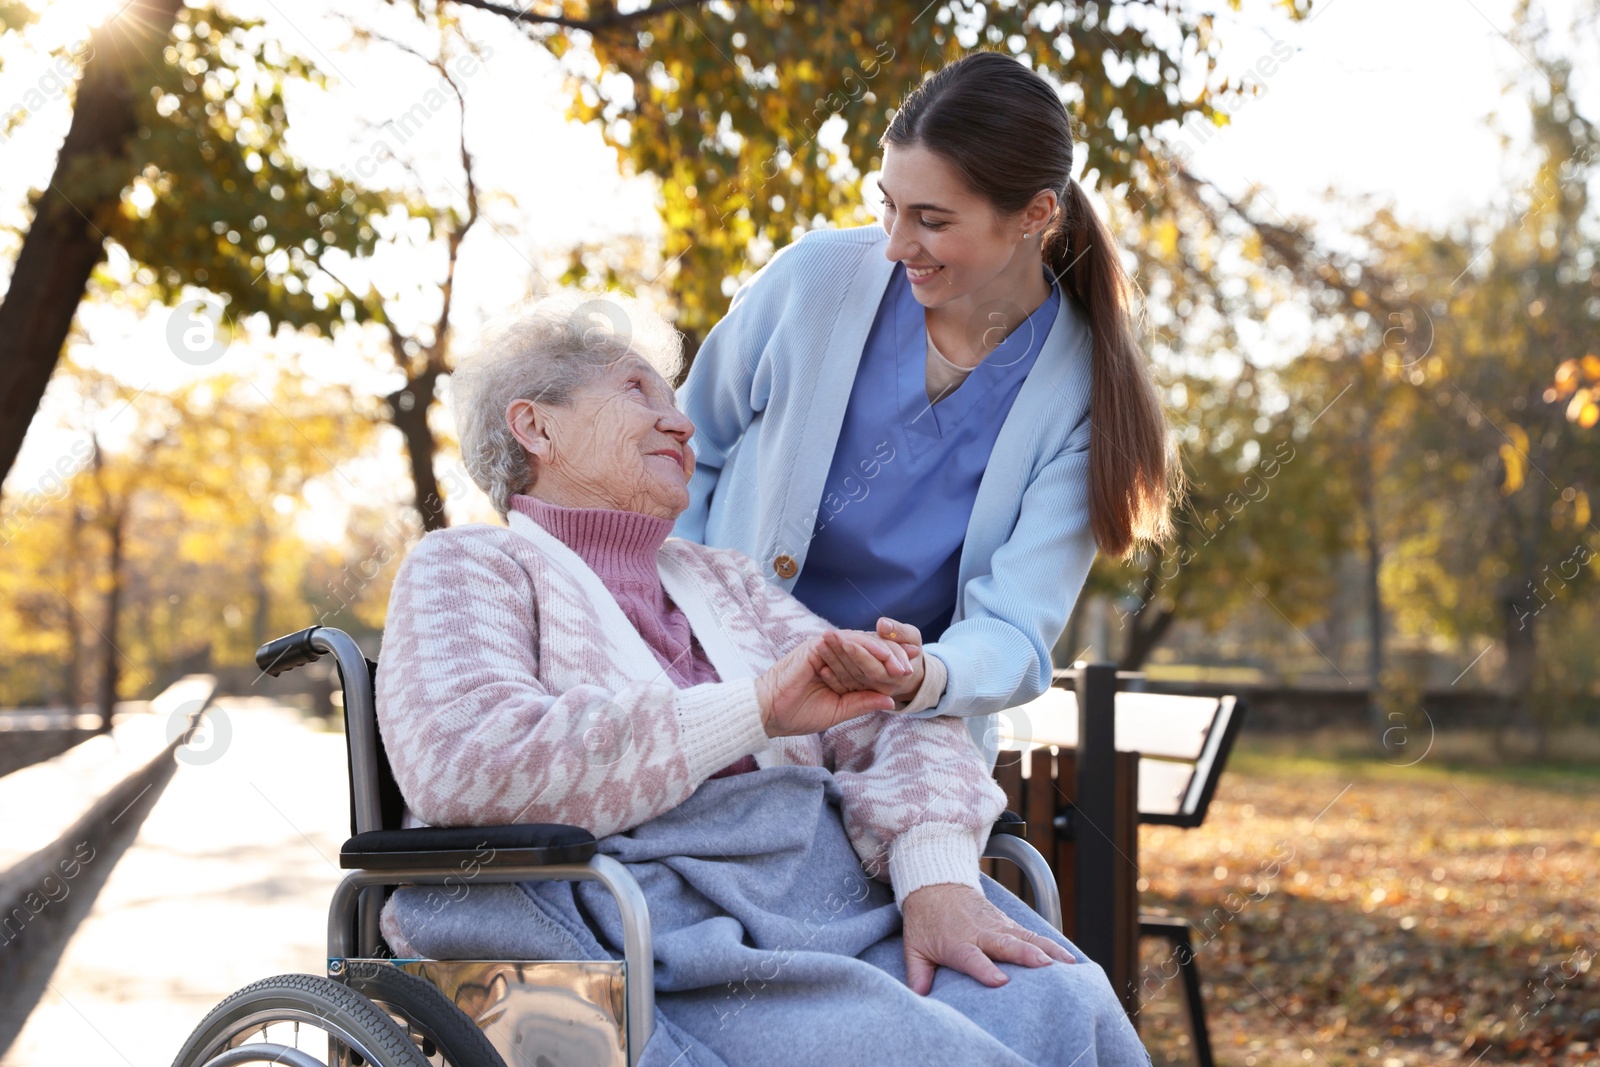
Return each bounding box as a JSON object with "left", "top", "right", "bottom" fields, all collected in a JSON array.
[
  {"left": 1050, "top": 177, "right": 1175, "bottom": 556},
  {"left": 883, "top": 50, "right": 1177, "bottom": 559}
]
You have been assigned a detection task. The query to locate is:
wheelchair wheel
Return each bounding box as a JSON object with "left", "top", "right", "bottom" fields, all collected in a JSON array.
[
  {"left": 341, "top": 962, "right": 506, "bottom": 1067},
  {"left": 171, "top": 973, "right": 430, "bottom": 1067}
]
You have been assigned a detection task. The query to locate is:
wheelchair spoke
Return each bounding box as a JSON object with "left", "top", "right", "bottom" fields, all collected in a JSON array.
[{"left": 172, "top": 974, "right": 431, "bottom": 1067}]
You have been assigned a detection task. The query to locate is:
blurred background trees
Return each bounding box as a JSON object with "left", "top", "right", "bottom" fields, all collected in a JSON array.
[
  {"left": 516, "top": 0, "right": 1295, "bottom": 346},
  {"left": 1078, "top": 32, "right": 1598, "bottom": 753},
  {"left": 0, "top": 357, "right": 384, "bottom": 715}
]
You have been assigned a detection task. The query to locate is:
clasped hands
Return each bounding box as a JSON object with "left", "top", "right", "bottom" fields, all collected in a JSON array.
[
  {"left": 754, "top": 617, "right": 926, "bottom": 739},
  {"left": 752, "top": 618, "right": 1076, "bottom": 993}
]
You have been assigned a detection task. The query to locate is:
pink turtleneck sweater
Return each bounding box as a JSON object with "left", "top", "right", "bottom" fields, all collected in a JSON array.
[{"left": 509, "top": 493, "right": 756, "bottom": 777}]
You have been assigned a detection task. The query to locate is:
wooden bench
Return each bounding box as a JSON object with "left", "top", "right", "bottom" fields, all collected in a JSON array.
[
  {"left": 982, "top": 665, "right": 1244, "bottom": 1065},
  {"left": 1001, "top": 682, "right": 1242, "bottom": 828}
]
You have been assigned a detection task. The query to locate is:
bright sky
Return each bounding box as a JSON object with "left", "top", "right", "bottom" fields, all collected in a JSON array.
[
  {"left": 0, "top": 0, "right": 1593, "bottom": 530},
  {"left": 1188, "top": 0, "right": 1593, "bottom": 231}
]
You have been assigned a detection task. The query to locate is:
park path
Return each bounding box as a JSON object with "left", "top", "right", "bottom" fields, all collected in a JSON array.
[{"left": 2, "top": 698, "right": 351, "bottom": 1067}]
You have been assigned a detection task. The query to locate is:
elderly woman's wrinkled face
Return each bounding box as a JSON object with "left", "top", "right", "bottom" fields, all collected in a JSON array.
[{"left": 508, "top": 355, "right": 696, "bottom": 519}]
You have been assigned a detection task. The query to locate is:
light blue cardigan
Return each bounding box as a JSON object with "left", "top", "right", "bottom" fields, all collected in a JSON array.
[{"left": 673, "top": 224, "right": 1098, "bottom": 766}]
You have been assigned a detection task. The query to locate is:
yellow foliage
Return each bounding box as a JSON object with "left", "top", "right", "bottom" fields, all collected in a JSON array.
[
  {"left": 1156, "top": 218, "right": 1179, "bottom": 257},
  {"left": 1554, "top": 358, "right": 1580, "bottom": 391},
  {"left": 1498, "top": 450, "right": 1524, "bottom": 493},
  {"left": 0, "top": 359, "right": 385, "bottom": 706},
  {"left": 1498, "top": 424, "right": 1529, "bottom": 495}
]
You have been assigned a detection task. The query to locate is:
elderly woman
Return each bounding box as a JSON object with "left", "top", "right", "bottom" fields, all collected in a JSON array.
[{"left": 374, "top": 291, "right": 1148, "bottom": 1066}]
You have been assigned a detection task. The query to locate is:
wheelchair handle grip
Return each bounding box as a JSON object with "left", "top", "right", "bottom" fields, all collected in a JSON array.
[{"left": 256, "top": 627, "right": 326, "bottom": 676}]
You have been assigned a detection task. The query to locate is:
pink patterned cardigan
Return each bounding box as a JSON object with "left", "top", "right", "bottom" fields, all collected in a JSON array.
[{"left": 374, "top": 508, "right": 1006, "bottom": 902}]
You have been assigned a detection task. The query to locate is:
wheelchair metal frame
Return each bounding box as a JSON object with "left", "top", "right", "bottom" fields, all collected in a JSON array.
[{"left": 269, "top": 626, "right": 1063, "bottom": 1067}]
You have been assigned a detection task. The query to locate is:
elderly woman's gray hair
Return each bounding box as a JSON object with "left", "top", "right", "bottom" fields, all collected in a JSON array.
[{"left": 451, "top": 290, "right": 685, "bottom": 517}]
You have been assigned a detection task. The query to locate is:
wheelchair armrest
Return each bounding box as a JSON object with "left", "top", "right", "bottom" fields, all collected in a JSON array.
[
  {"left": 982, "top": 832, "right": 1062, "bottom": 932},
  {"left": 991, "top": 810, "right": 1027, "bottom": 837},
  {"left": 339, "top": 823, "right": 597, "bottom": 870}
]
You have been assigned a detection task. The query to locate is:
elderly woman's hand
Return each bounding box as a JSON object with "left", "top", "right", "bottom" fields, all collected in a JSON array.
[
  {"left": 755, "top": 634, "right": 899, "bottom": 737},
  {"left": 816, "top": 618, "right": 926, "bottom": 704},
  {"left": 900, "top": 883, "right": 1076, "bottom": 994}
]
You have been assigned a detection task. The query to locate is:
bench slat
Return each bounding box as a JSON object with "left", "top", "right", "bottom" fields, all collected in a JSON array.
[
  {"left": 1136, "top": 758, "right": 1196, "bottom": 817},
  {"left": 999, "top": 687, "right": 1222, "bottom": 762}
]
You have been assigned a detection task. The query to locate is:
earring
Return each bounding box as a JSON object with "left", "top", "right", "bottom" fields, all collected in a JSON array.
[{"left": 1022, "top": 231, "right": 1031, "bottom": 239}]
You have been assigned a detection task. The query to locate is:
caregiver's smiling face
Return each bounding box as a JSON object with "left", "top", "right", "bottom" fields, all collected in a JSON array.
[
  {"left": 508, "top": 354, "right": 696, "bottom": 520},
  {"left": 878, "top": 142, "right": 1035, "bottom": 310}
]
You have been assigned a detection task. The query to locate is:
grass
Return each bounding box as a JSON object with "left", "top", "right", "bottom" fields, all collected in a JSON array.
[
  {"left": 1132, "top": 739, "right": 1600, "bottom": 1066},
  {"left": 1227, "top": 747, "right": 1600, "bottom": 792}
]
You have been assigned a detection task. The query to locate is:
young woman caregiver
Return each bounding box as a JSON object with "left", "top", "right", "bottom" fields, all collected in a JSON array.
[{"left": 673, "top": 49, "right": 1176, "bottom": 769}]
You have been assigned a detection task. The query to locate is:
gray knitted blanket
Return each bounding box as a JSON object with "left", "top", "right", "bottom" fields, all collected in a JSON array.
[{"left": 385, "top": 765, "right": 1149, "bottom": 1066}]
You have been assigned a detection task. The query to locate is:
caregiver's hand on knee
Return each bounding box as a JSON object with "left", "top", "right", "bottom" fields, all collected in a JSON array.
[
  {"left": 816, "top": 618, "right": 925, "bottom": 702},
  {"left": 755, "top": 634, "right": 898, "bottom": 737},
  {"left": 900, "top": 884, "right": 1076, "bottom": 995}
]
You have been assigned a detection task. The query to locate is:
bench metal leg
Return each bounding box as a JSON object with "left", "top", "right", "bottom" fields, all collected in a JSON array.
[{"left": 1139, "top": 916, "right": 1214, "bottom": 1067}]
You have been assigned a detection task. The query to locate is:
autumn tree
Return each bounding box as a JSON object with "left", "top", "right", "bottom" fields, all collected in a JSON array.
[
  {"left": 433, "top": 0, "right": 1308, "bottom": 345},
  {"left": 0, "top": 1, "right": 393, "bottom": 491},
  {"left": 1417, "top": 58, "right": 1598, "bottom": 749},
  {"left": 0, "top": 358, "right": 379, "bottom": 713},
  {"left": 1178, "top": 42, "right": 1600, "bottom": 747},
  {"left": 320, "top": 11, "right": 499, "bottom": 531},
  {"left": 1076, "top": 178, "right": 1360, "bottom": 674}
]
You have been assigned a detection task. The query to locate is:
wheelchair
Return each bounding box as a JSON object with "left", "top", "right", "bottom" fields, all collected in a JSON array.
[{"left": 171, "top": 625, "right": 1064, "bottom": 1067}]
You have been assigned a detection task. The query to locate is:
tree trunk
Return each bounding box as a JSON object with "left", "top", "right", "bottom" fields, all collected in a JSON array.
[
  {"left": 95, "top": 508, "right": 126, "bottom": 732},
  {"left": 1054, "top": 599, "right": 1086, "bottom": 669},
  {"left": 251, "top": 513, "right": 271, "bottom": 644},
  {"left": 1113, "top": 543, "right": 1184, "bottom": 670},
  {"left": 1499, "top": 579, "right": 1537, "bottom": 755},
  {"left": 62, "top": 502, "right": 84, "bottom": 710},
  {"left": 0, "top": 0, "right": 187, "bottom": 490},
  {"left": 388, "top": 371, "right": 448, "bottom": 532},
  {"left": 1119, "top": 604, "right": 1177, "bottom": 671},
  {"left": 1498, "top": 493, "right": 1546, "bottom": 757},
  {"left": 1361, "top": 438, "right": 1386, "bottom": 750}
]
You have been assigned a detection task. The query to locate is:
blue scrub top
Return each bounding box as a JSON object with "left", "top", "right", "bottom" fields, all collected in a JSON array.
[{"left": 788, "top": 262, "right": 1062, "bottom": 640}]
